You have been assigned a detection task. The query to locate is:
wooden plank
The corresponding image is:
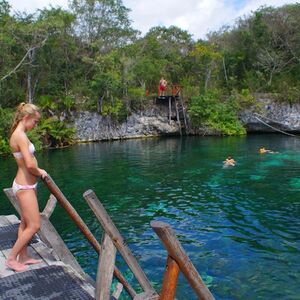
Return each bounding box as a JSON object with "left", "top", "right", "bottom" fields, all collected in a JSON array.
[
  {"left": 159, "top": 256, "right": 180, "bottom": 300},
  {"left": 3, "top": 188, "right": 21, "bottom": 215},
  {"left": 95, "top": 233, "right": 116, "bottom": 300},
  {"left": 134, "top": 291, "right": 159, "bottom": 300},
  {"left": 0, "top": 216, "right": 11, "bottom": 226},
  {"left": 175, "top": 100, "right": 182, "bottom": 136},
  {"left": 30, "top": 241, "right": 57, "bottom": 266},
  {"left": 38, "top": 214, "right": 91, "bottom": 282},
  {"left": 42, "top": 194, "right": 57, "bottom": 219},
  {"left": 0, "top": 251, "right": 14, "bottom": 277},
  {"left": 83, "top": 189, "right": 156, "bottom": 296},
  {"left": 62, "top": 264, "right": 95, "bottom": 298},
  {"left": 5, "top": 214, "right": 20, "bottom": 224},
  {"left": 111, "top": 282, "right": 123, "bottom": 299},
  {"left": 151, "top": 221, "right": 215, "bottom": 300}
]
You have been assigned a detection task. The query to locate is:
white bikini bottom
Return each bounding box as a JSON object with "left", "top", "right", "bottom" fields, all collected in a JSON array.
[{"left": 12, "top": 180, "right": 38, "bottom": 195}]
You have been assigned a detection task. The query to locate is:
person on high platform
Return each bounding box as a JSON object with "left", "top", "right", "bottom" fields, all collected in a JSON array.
[{"left": 159, "top": 76, "right": 167, "bottom": 96}]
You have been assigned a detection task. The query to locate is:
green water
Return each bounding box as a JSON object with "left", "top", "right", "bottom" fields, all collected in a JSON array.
[{"left": 0, "top": 134, "right": 299, "bottom": 299}]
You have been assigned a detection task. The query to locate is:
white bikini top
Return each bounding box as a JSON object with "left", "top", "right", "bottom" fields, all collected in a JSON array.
[{"left": 12, "top": 142, "right": 35, "bottom": 159}]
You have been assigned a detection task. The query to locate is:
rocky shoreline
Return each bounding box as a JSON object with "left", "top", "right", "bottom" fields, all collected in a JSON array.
[{"left": 73, "top": 95, "right": 300, "bottom": 142}]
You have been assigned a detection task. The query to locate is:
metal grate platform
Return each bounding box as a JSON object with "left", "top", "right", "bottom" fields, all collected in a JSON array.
[
  {"left": 0, "top": 223, "right": 38, "bottom": 251},
  {"left": 0, "top": 265, "right": 94, "bottom": 299}
]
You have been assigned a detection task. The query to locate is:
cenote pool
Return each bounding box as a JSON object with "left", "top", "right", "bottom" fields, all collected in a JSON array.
[{"left": 0, "top": 134, "right": 299, "bottom": 299}]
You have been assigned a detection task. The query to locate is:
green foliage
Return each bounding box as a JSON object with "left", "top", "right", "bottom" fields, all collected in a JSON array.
[
  {"left": 127, "top": 87, "right": 151, "bottom": 111},
  {"left": 228, "top": 89, "right": 257, "bottom": 111},
  {"left": 101, "top": 98, "right": 127, "bottom": 122},
  {"left": 0, "top": 107, "right": 13, "bottom": 155},
  {"left": 189, "top": 90, "right": 246, "bottom": 135},
  {"left": 35, "top": 117, "right": 76, "bottom": 148},
  {"left": 0, "top": 136, "right": 10, "bottom": 156},
  {"left": 275, "top": 81, "right": 300, "bottom": 104}
]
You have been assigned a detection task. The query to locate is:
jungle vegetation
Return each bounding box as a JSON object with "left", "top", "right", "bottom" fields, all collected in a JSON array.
[{"left": 1, "top": 0, "right": 300, "bottom": 154}]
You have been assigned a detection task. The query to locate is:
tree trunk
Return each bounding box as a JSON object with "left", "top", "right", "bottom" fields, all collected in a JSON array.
[
  {"left": 27, "top": 48, "right": 36, "bottom": 103},
  {"left": 204, "top": 66, "right": 212, "bottom": 92}
]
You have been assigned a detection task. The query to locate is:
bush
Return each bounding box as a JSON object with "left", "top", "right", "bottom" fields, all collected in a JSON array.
[
  {"left": 101, "top": 99, "right": 128, "bottom": 123},
  {"left": 35, "top": 117, "right": 76, "bottom": 148},
  {"left": 275, "top": 81, "right": 300, "bottom": 104},
  {"left": 128, "top": 87, "right": 152, "bottom": 111},
  {"left": 0, "top": 108, "right": 14, "bottom": 155},
  {"left": 188, "top": 90, "right": 246, "bottom": 135}
]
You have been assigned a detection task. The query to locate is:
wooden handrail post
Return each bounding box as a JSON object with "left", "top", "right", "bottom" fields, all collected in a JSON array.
[
  {"left": 42, "top": 194, "right": 57, "bottom": 218},
  {"left": 151, "top": 221, "right": 215, "bottom": 300},
  {"left": 83, "top": 189, "right": 157, "bottom": 295},
  {"left": 42, "top": 175, "right": 137, "bottom": 298},
  {"left": 159, "top": 256, "right": 180, "bottom": 300},
  {"left": 96, "top": 233, "right": 116, "bottom": 300},
  {"left": 42, "top": 175, "right": 100, "bottom": 251}
]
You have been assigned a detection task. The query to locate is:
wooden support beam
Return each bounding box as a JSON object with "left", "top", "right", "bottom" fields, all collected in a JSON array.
[
  {"left": 179, "top": 92, "right": 188, "bottom": 130},
  {"left": 151, "top": 221, "right": 215, "bottom": 300},
  {"left": 168, "top": 97, "right": 172, "bottom": 124},
  {"left": 42, "top": 194, "right": 57, "bottom": 219},
  {"left": 83, "top": 189, "right": 157, "bottom": 296},
  {"left": 96, "top": 233, "right": 116, "bottom": 300},
  {"left": 159, "top": 256, "right": 180, "bottom": 300},
  {"left": 3, "top": 189, "right": 20, "bottom": 215},
  {"left": 175, "top": 100, "right": 182, "bottom": 136},
  {"left": 111, "top": 282, "right": 123, "bottom": 299}
]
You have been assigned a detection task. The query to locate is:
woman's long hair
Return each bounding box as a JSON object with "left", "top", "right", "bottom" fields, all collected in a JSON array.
[{"left": 10, "top": 102, "right": 40, "bottom": 136}]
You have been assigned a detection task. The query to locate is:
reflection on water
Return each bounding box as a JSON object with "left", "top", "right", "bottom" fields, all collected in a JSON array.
[{"left": 0, "top": 134, "right": 299, "bottom": 299}]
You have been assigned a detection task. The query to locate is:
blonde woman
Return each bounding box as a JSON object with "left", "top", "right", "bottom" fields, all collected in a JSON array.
[{"left": 7, "top": 103, "right": 47, "bottom": 272}]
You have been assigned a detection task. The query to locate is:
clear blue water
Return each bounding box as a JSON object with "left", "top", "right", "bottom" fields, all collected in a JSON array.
[{"left": 0, "top": 134, "right": 299, "bottom": 299}]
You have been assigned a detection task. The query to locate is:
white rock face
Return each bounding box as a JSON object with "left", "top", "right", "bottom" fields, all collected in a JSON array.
[
  {"left": 74, "top": 109, "right": 180, "bottom": 142},
  {"left": 74, "top": 94, "right": 300, "bottom": 141},
  {"left": 240, "top": 95, "right": 300, "bottom": 132}
]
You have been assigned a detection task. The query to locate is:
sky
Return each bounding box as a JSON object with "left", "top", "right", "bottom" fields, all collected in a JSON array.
[{"left": 8, "top": 0, "right": 298, "bottom": 39}]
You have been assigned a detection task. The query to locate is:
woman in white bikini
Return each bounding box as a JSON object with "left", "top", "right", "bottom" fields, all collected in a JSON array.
[{"left": 7, "top": 102, "right": 47, "bottom": 272}]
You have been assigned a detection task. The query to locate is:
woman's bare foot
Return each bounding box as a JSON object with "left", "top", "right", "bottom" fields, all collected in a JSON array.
[
  {"left": 19, "top": 258, "right": 42, "bottom": 265},
  {"left": 6, "top": 259, "right": 28, "bottom": 272}
]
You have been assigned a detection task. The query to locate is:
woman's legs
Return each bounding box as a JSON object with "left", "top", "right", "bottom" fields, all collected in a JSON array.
[
  {"left": 17, "top": 216, "right": 42, "bottom": 265},
  {"left": 6, "top": 189, "right": 41, "bottom": 271}
]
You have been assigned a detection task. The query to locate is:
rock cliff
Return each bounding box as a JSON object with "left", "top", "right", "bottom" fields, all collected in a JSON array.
[{"left": 74, "top": 94, "right": 300, "bottom": 141}]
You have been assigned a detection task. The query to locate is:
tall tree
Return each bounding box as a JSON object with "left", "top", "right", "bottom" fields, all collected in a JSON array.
[{"left": 69, "top": 0, "right": 138, "bottom": 53}]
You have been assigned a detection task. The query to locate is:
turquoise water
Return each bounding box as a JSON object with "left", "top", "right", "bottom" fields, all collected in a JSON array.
[{"left": 0, "top": 134, "right": 299, "bottom": 299}]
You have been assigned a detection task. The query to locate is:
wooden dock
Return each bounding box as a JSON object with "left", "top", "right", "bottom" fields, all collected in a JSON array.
[
  {"left": 0, "top": 175, "right": 215, "bottom": 300},
  {"left": 0, "top": 214, "right": 95, "bottom": 299}
]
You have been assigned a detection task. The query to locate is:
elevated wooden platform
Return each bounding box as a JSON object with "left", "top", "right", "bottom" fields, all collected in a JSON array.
[{"left": 0, "top": 215, "right": 95, "bottom": 299}]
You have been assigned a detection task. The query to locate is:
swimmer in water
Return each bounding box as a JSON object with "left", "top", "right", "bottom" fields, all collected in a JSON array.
[
  {"left": 223, "top": 157, "right": 236, "bottom": 167},
  {"left": 259, "top": 147, "right": 275, "bottom": 154}
]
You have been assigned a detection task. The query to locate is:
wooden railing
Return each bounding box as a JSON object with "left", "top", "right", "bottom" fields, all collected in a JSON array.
[
  {"left": 4, "top": 174, "right": 215, "bottom": 300},
  {"left": 151, "top": 221, "right": 215, "bottom": 300}
]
